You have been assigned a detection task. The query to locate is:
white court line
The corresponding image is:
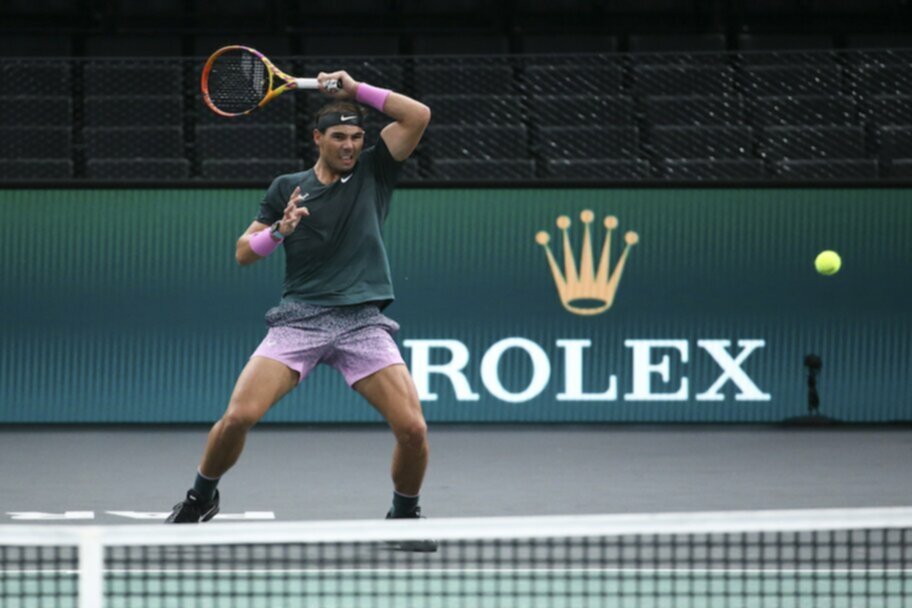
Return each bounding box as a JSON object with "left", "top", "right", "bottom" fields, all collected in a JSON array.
[{"left": 4, "top": 568, "right": 912, "bottom": 576}]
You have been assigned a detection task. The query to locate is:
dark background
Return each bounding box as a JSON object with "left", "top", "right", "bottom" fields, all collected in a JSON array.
[
  {"left": 3, "top": 1, "right": 912, "bottom": 184},
  {"left": 2, "top": 1, "right": 912, "bottom": 58}
]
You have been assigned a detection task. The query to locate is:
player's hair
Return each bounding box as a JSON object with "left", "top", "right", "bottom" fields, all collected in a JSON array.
[{"left": 314, "top": 101, "right": 365, "bottom": 129}]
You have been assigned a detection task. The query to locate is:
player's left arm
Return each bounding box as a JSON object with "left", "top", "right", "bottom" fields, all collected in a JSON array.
[
  {"left": 318, "top": 70, "right": 431, "bottom": 162},
  {"left": 374, "top": 91, "right": 431, "bottom": 162}
]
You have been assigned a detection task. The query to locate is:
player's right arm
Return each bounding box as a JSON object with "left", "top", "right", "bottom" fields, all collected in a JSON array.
[{"left": 236, "top": 186, "right": 310, "bottom": 266}]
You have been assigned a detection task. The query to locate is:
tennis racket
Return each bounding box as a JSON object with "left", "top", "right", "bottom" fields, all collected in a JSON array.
[{"left": 201, "top": 46, "right": 341, "bottom": 117}]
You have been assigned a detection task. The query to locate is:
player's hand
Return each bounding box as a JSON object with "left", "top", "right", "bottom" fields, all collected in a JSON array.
[
  {"left": 278, "top": 186, "right": 310, "bottom": 236},
  {"left": 317, "top": 70, "right": 358, "bottom": 99}
]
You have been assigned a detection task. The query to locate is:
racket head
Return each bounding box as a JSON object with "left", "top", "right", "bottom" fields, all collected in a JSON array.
[{"left": 201, "top": 46, "right": 294, "bottom": 117}]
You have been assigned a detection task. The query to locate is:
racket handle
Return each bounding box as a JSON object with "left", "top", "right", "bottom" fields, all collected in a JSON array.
[{"left": 295, "top": 78, "right": 341, "bottom": 92}]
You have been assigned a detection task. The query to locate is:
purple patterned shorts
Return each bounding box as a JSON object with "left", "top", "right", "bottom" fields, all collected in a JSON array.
[{"left": 250, "top": 300, "right": 405, "bottom": 386}]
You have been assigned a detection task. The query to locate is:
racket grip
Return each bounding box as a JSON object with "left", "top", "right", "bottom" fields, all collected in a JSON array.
[{"left": 295, "top": 78, "right": 341, "bottom": 92}]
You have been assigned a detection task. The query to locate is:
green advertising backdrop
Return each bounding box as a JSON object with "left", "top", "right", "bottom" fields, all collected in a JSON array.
[{"left": 0, "top": 188, "right": 909, "bottom": 423}]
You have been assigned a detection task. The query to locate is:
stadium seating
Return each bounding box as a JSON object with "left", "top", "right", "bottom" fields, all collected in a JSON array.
[
  {"left": 3, "top": 0, "right": 82, "bottom": 20},
  {"left": 737, "top": 34, "right": 835, "bottom": 64},
  {"left": 291, "top": 0, "right": 389, "bottom": 17},
  {"left": 195, "top": 125, "right": 297, "bottom": 160},
  {"left": 519, "top": 34, "right": 618, "bottom": 54},
  {"left": 195, "top": 1, "right": 273, "bottom": 25},
  {"left": 0, "top": 34, "right": 72, "bottom": 56},
  {"left": 632, "top": 65, "right": 736, "bottom": 97},
  {"left": 428, "top": 159, "right": 535, "bottom": 180},
  {"left": 528, "top": 95, "right": 635, "bottom": 126},
  {"left": 201, "top": 159, "right": 306, "bottom": 181},
  {"left": 661, "top": 159, "right": 766, "bottom": 180},
  {"left": 422, "top": 95, "right": 524, "bottom": 126},
  {"left": 865, "top": 95, "right": 912, "bottom": 127},
  {"left": 752, "top": 96, "right": 858, "bottom": 126},
  {"left": 628, "top": 34, "right": 728, "bottom": 64},
  {"left": 84, "top": 127, "right": 185, "bottom": 159},
  {"left": 425, "top": 125, "right": 529, "bottom": 160},
  {"left": 411, "top": 34, "right": 510, "bottom": 56},
  {"left": 877, "top": 126, "right": 912, "bottom": 161},
  {"left": 845, "top": 34, "right": 912, "bottom": 50},
  {"left": 644, "top": 96, "right": 743, "bottom": 126},
  {"left": 537, "top": 126, "right": 639, "bottom": 160},
  {"left": 0, "top": 127, "right": 71, "bottom": 159},
  {"left": 743, "top": 65, "right": 843, "bottom": 96},
  {"left": 0, "top": 159, "right": 72, "bottom": 179},
  {"left": 760, "top": 126, "right": 867, "bottom": 161},
  {"left": 117, "top": 0, "right": 185, "bottom": 23},
  {"left": 0, "top": 13, "right": 910, "bottom": 184},
  {"left": 84, "top": 96, "right": 183, "bottom": 127},
  {"left": 543, "top": 159, "right": 652, "bottom": 180},
  {"left": 807, "top": 0, "right": 874, "bottom": 15},
  {"left": 198, "top": 95, "right": 296, "bottom": 126},
  {"left": 398, "top": 156, "right": 424, "bottom": 181},
  {"left": 522, "top": 64, "right": 624, "bottom": 96},
  {"left": 399, "top": 0, "right": 493, "bottom": 16},
  {"left": 650, "top": 125, "right": 754, "bottom": 160},
  {"left": 854, "top": 65, "right": 912, "bottom": 96},
  {"left": 86, "top": 159, "right": 190, "bottom": 179},
  {"left": 0, "top": 63, "right": 70, "bottom": 95},
  {"left": 772, "top": 159, "right": 878, "bottom": 179},
  {"left": 885, "top": 158, "right": 912, "bottom": 177},
  {"left": 300, "top": 34, "right": 401, "bottom": 57},
  {"left": 192, "top": 35, "right": 292, "bottom": 58},
  {"left": 84, "top": 64, "right": 182, "bottom": 97},
  {"left": 84, "top": 35, "right": 182, "bottom": 57},
  {"left": 414, "top": 63, "right": 516, "bottom": 96},
  {"left": 0, "top": 97, "right": 71, "bottom": 126}
]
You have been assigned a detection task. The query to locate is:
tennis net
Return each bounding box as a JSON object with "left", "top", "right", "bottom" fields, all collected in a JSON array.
[{"left": 2, "top": 507, "right": 910, "bottom": 607}]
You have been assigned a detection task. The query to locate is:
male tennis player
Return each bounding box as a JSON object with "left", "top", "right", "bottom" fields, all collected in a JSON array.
[{"left": 166, "top": 70, "right": 433, "bottom": 541}]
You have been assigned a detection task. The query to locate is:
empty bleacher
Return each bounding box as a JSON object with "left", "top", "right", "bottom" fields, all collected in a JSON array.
[{"left": 0, "top": 15, "right": 911, "bottom": 183}]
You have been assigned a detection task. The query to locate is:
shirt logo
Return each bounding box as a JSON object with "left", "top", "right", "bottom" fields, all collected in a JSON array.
[
  {"left": 340, "top": 115, "right": 358, "bottom": 122},
  {"left": 341, "top": 174, "right": 353, "bottom": 183}
]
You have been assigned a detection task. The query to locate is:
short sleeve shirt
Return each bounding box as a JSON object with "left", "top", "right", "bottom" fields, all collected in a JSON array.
[{"left": 256, "top": 137, "right": 404, "bottom": 308}]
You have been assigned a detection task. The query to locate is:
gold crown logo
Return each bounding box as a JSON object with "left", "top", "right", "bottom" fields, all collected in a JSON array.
[{"left": 535, "top": 211, "right": 639, "bottom": 316}]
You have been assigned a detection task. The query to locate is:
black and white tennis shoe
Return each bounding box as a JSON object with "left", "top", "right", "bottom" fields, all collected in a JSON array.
[{"left": 165, "top": 489, "right": 220, "bottom": 524}]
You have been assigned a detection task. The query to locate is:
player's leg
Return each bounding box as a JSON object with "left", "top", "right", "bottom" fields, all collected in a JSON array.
[
  {"left": 354, "top": 363, "right": 439, "bottom": 552},
  {"left": 199, "top": 356, "right": 300, "bottom": 477},
  {"left": 165, "top": 356, "right": 299, "bottom": 523},
  {"left": 328, "top": 308, "right": 438, "bottom": 551},
  {"left": 353, "top": 363, "right": 429, "bottom": 501},
  {"left": 328, "top": 308, "right": 430, "bottom": 516}
]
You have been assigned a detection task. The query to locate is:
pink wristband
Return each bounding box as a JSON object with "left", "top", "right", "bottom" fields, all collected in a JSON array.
[
  {"left": 356, "top": 82, "right": 391, "bottom": 112},
  {"left": 249, "top": 228, "right": 282, "bottom": 257}
]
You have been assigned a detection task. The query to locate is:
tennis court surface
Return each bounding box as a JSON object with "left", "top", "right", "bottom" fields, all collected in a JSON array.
[{"left": 3, "top": 426, "right": 910, "bottom": 606}]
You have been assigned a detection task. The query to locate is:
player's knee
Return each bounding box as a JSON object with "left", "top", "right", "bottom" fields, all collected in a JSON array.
[
  {"left": 394, "top": 418, "right": 428, "bottom": 450},
  {"left": 221, "top": 406, "right": 261, "bottom": 431}
]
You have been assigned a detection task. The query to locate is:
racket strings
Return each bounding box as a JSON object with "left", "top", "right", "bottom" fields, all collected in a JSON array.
[{"left": 206, "top": 50, "right": 271, "bottom": 115}]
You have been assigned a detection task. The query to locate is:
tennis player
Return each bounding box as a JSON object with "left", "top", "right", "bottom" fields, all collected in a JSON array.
[{"left": 166, "top": 71, "right": 433, "bottom": 539}]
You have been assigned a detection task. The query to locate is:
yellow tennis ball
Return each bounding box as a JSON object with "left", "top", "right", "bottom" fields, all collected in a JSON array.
[{"left": 815, "top": 250, "right": 841, "bottom": 275}]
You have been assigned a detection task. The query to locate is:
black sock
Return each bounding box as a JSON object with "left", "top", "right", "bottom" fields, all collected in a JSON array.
[
  {"left": 192, "top": 470, "right": 220, "bottom": 502},
  {"left": 390, "top": 491, "right": 420, "bottom": 517}
]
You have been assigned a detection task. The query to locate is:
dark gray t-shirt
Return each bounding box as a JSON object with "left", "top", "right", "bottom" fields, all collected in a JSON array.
[{"left": 256, "top": 137, "right": 404, "bottom": 308}]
